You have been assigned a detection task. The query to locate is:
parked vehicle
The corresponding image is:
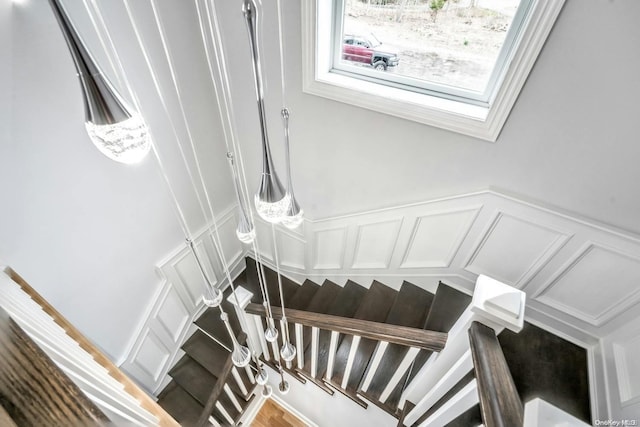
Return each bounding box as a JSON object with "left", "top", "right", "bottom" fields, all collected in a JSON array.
[{"left": 342, "top": 34, "right": 400, "bottom": 71}]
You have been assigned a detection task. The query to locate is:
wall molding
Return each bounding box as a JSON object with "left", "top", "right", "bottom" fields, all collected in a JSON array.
[
  {"left": 262, "top": 189, "right": 640, "bottom": 343},
  {"left": 118, "top": 206, "right": 246, "bottom": 393}
]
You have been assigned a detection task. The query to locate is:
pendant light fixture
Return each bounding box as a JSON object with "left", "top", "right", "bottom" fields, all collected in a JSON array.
[
  {"left": 279, "top": 108, "right": 304, "bottom": 229},
  {"left": 227, "top": 153, "right": 256, "bottom": 244},
  {"left": 275, "top": 0, "right": 304, "bottom": 229},
  {"left": 242, "top": 0, "right": 290, "bottom": 223},
  {"left": 48, "top": 0, "right": 150, "bottom": 164}
]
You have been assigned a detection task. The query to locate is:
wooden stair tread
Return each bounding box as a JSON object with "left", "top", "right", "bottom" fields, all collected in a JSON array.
[
  {"left": 362, "top": 281, "right": 434, "bottom": 402},
  {"left": 286, "top": 280, "right": 320, "bottom": 345},
  {"left": 299, "top": 280, "right": 368, "bottom": 379},
  {"left": 288, "top": 280, "right": 320, "bottom": 310},
  {"left": 244, "top": 258, "right": 266, "bottom": 303},
  {"left": 182, "top": 330, "right": 230, "bottom": 377},
  {"left": 169, "top": 354, "right": 219, "bottom": 404},
  {"left": 299, "top": 280, "right": 342, "bottom": 361},
  {"left": 261, "top": 263, "right": 300, "bottom": 307},
  {"left": 157, "top": 381, "right": 211, "bottom": 427},
  {"left": 424, "top": 282, "right": 472, "bottom": 334},
  {"left": 387, "top": 282, "right": 472, "bottom": 409},
  {"left": 195, "top": 289, "right": 242, "bottom": 349},
  {"left": 331, "top": 281, "right": 397, "bottom": 389},
  {"left": 182, "top": 330, "right": 253, "bottom": 398}
]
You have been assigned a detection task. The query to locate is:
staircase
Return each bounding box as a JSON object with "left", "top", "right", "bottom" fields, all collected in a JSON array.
[{"left": 157, "top": 257, "right": 591, "bottom": 426}]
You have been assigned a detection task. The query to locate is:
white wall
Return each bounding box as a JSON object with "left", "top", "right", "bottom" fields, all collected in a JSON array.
[
  {"left": 221, "top": 0, "right": 640, "bottom": 237},
  {"left": 0, "top": 0, "right": 235, "bottom": 360},
  {"left": 0, "top": 0, "right": 10, "bottom": 148}
]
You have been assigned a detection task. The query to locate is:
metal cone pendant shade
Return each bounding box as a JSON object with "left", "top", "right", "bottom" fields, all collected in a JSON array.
[
  {"left": 48, "top": 0, "right": 150, "bottom": 164},
  {"left": 227, "top": 153, "right": 256, "bottom": 244},
  {"left": 242, "top": 0, "right": 290, "bottom": 223}
]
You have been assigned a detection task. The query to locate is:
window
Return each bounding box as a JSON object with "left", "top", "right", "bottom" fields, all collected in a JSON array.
[{"left": 301, "top": 0, "right": 565, "bottom": 141}]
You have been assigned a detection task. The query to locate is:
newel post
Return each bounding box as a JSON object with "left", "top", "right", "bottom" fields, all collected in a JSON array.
[
  {"left": 401, "top": 275, "right": 526, "bottom": 426},
  {"left": 227, "top": 286, "right": 263, "bottom": 358}
]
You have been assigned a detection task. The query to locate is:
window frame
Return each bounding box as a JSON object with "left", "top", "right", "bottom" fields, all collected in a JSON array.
[{"left": 301, "top": 0, "right": 566, "bottom": 142}]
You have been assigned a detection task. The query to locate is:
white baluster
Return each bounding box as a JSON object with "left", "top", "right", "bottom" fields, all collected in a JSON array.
[
  {"left": 360, "top": 341, "right": 389, "bottom": 393},
  {"left": 341, "top": 335, "right": 361, "bottom": 389},
  {"left": 403, "top": 275, "right": 525, "bottom": 426}
]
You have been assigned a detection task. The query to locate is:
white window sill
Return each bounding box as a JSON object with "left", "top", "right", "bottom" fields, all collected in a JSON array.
[{"left": 301, "top": 0, "right": 565, "bottom": 142}]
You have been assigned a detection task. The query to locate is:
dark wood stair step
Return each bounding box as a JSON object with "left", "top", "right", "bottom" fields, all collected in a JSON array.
[
  {"left": 360, "top": 281, "right": 434, "bottom": 405},
  {"left": 244, "top": 257, "right": 265, "bottom": 303},
  {"left": 299, "top": 280, "right": 368, "bottom": 381},
  {"left": 157, "top": 381, "right": 211, "bottom": 427},
  {"left": 299, "top": 280, "right": 342, "bottom": 359},
  {"left": 386, "top": 282, "right": 472, "bottom": 410},
  {"left": 286, "top": 280, "right": 320, "bottom": 345},
  {"left": 181, "top": 329, "right": 252, "bottom": 398},
  {"left": 330, "top": 281, "right": 397, "bottom": 392},
  {"left": 195, "top": 289, "right": 242, "bottom": 349}
]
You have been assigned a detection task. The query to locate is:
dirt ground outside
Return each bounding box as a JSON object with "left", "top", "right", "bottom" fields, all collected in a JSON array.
[{"left": 343, "top": 0, "right": 520, "bottom": 92}]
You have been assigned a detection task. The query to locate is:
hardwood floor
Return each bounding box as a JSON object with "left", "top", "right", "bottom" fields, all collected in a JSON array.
[{"left": 250, "top": 399, "right": 306, "bottom": 427}]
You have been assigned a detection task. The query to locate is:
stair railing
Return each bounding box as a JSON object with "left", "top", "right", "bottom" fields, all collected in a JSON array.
[
  {"left": 229, "top": 284, "right": 448, "bottom": 408},
  {"left": 0, "top": 306, "right": 108, "bottom": 426},
  {"left": 401, "top": 275, "right": 526, "bottom": 426},
  {"left": 195, "top": 333, "right": 245, "bottom": 427},
  {"left": 468, "top": 321, "right": 524, "bottom": 427},
  {"left": 1, "top": 267, "right": 179, "bottom": 426}
]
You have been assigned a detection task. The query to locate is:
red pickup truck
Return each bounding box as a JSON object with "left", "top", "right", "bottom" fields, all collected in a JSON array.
[{"left": 342, "top": 35, "right": 400, "bottom": 71}]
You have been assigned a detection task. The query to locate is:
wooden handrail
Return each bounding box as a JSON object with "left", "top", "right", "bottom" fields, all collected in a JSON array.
[
  {"left": 4, "top": 268, "right": 180, "bottom": 427},
  {"left": 245, "top": 303, "right": 447, "bottom": 351},
  {"left": 195, "top": 334, "right": 244, "bottom": 427},
  {"left": 0, "top": 306, "right": 108, "bottom": 426},
  {"left": 468, "top": 321, "right": 523, "bottom": 427}
]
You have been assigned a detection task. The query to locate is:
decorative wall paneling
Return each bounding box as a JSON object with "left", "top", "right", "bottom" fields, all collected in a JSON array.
[
  {"left": 119, "top": 208, "right": 246, "bottom": 394},
  {"left": 602, "top": 314, "right": 640, "bottom": 420},
  {"left": 123, "top": 190, "right": 640, "bottom": 419},
  {"left": 252, "top": 190, "right": 640, "bottom": 345}
]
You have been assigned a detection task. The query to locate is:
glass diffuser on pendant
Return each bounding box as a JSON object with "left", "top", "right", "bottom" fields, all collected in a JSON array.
[
  {"left": 221, "top": 312, "right": 251, "bottom": 368},
  {"left": 280, "top": 341, "right": 296, "bottom": 362},
  {"left": 242, "top": 0, "right": 290, "bottom": 223},
  {"left": 227, "top": 153, "right": 256, "bottom": 244},
  {"left": 48, "top": 0, "right": 150, "bottom": 165}
]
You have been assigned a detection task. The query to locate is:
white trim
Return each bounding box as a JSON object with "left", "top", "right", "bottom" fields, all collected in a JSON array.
[
  {"left": 271, "top": 395, "right": 321, "bottom": 427},
  {"left": 341, "top": 335, "right": 361, "bottom": 389},
  {"left": 302, "top": 0, "right": 566, "bottom": 141}
]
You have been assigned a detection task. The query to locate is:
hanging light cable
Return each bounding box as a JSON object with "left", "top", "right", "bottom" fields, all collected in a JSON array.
[
  {"left": 242, "top": 0, "right": 290, "bottom": 224},
  {"left": 198, "top": 0, "right": 280, "bottom": 347},
  {"left": 47, "top": 0, "right": 150, "bottom": 164},
  {"left": 272, "top": 225, "right": 296, "bottom": 364},
  {"left": 139, "top": 0, "right": 256, "bottom": 368},
  {"left": 79, "top": 0, "right": 222, "bottom": 308},
  {"left": 275, "top": 0, "right": 304, "bottom": 229}
]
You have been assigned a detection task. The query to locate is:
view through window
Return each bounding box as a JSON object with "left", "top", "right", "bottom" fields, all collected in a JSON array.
[{"left": 337, "top": 0, "right": 525, "bottom": 96}]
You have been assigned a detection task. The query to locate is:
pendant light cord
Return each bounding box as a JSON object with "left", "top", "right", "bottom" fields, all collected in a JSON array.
[
  {"left": 276, "top": 0, "right": 287, "bottom": 107},
  {"left": 82, "top": 0, "right": 221, "bottom": 295},
  {"left": 197, "top": 0, "right": 277, "bottom": 323}
]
